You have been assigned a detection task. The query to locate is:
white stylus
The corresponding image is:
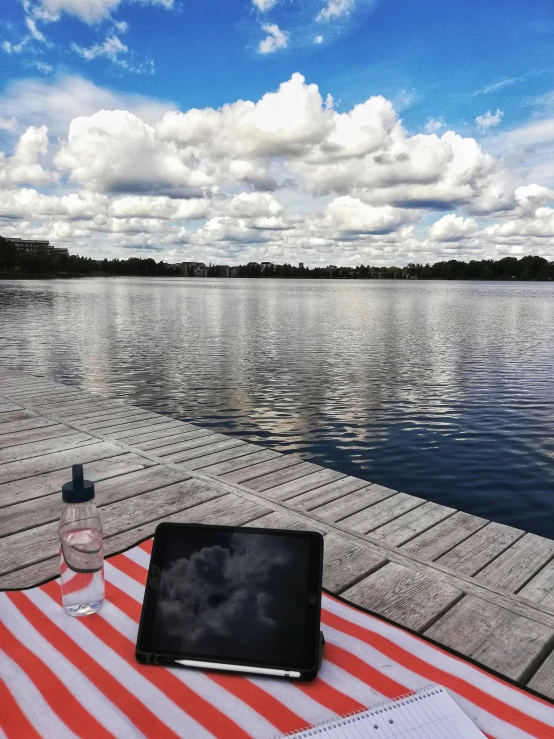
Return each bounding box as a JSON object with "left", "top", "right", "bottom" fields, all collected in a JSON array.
[{"left": 175, "top": 659, "right": 301, "bottom": 678}]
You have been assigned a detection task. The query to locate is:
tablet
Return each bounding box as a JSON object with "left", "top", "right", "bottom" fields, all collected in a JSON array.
[{"left": 136, "top": 522, "right": 324, "bottom": 681}]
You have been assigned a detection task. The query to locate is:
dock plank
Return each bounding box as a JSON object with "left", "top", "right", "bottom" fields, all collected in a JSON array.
[
  {"left": 519, "top": 561, "right": 554, "bottom": 609},
  {"left": 527, "top": 651, "right": 554, "bottom": 700},
  {"left": 311, "top": 483, "right": 394, "bottom": 522},
  {"left": 286, "top": 475, "right": 370, "bottom": 511},
  {"left": 245, "top": 510, "right": 326, "bottom": 534},
  {"left": 321, "top": 534, "right": 386, "bottom": 593},
  {"left": 475, "top": 533, "right": 554, "bottom": 594},
  {"left": 137, "top": 428, "right": 213, "bottom": 449},
  {"left": 341, "top": 492, "right": 426, "bottom": 535},
  {"left": 193, "top": 448, "right": 279, "bottom": 475},
  {"left": 110, "top": 421, "right": 199, "bottom": 442},
  {"left": 0, "top": 423, "right": 75, "bottom": 450},
  {"left": 0, "top": 466, "right": 191, "bottom": 537},
  {"left": 163, "top": 438, "right": 246, "bottom": 465},
  {"left": 246, "top": 461, "right": 325, "bottom": 493},
  {"left": 262, "top": 468, "right": 345, "bottom": 502},
  {"left": 0, "top": 442, "right": 125, "bottom": 484},
  {"left": 425, "top": 595, "right": 554, "bottom": 682},
  {"left": 371, "top": 501, "right": 456, "bottom": 547},
  {"left": 0, "top": 410, "right": 42, "bottom": 426},
  {"left": 437, "top": 522, "right": 525, "bottom": 576},
  {"left": 401, "top": 510, "right": 489, "bottom": 561},
  {"left": 0, "top": 432, "right": 96, "bottom": 465},
  {"left": 343, "top": 562, "right": 463, "bottom": 632},
  {"left": 0, "top": 453, "right": 156, "bottom": 507},
  {"left": 220, "top": 455, "right": 303, "bottom": 484},
  {"left": 146, "top": 432, "right": 236, "bottom": 457},
  {"left": 0, "top": 402, "right": 21, "bottom": 413}
]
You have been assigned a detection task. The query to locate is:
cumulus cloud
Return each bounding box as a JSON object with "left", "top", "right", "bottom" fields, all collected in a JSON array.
[
  {"left": 24, "top": 0, "right": 174, "bottom": 25},
  {"left": 317, "top": 0, "right": 356, "bottom": 21},
  {"left": 429, "top": 214, "right": 478, "bottom": 242},
  {"left": 0, "top": 126, "right": 54, "bottom": 188},
  {"left": 1, "top": 72, "right": 553, "bottom": 265},
  {"left": 314, "top": 35, "right": 324, "bottom": 44},
  {"left": 252, "top": 0, "right": 277, "bottom": 10},
  {"left": 424, "top": 117, "right": 443, "bottom": 133},
  {"left": 258, "top": 23, "right": 289, "bottom": 54},
  {"left": 475, "top": 109, "right": 503, "bottom": 133}
]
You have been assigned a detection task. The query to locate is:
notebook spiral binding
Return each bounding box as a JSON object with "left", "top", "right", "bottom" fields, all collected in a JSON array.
[{"left": 274, "top": 685, "right": 441, "bottom": 738}]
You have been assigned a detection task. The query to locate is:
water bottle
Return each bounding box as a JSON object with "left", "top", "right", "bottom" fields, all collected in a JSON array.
[{"left": 59, "top": 464, "right": 105, "bottom": 616}]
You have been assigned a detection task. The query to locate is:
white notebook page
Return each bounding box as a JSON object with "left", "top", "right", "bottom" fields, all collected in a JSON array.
[{"left": 289, "top": 687, "right": 486, "bottom": 738}]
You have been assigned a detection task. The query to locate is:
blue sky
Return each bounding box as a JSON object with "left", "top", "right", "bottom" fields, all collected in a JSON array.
[{"left": 1, "top": 0, "right": 553, "bottom": 265}]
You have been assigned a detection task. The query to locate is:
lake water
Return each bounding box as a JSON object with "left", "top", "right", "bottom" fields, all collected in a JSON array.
[{"left": 1, "top": 277, "right": 553, "bottom": 537}]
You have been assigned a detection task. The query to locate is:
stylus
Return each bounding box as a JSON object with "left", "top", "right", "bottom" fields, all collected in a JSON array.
[{"left": 175, "top": 659, "right": 302, "bottom": 678}]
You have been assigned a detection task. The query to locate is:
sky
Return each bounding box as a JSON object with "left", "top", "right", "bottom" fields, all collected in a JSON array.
[{"left": 1, "top": 0, "right": 554, "bottom": 266}]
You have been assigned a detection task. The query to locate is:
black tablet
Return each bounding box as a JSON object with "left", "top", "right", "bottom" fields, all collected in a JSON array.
[{"left": 136, "top": 522, "right": 325, "bottom": 681}]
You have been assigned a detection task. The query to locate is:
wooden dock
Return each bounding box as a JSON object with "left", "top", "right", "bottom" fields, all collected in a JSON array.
[{"left": 1, "top": 367, "right": 554, "bottom": 699}]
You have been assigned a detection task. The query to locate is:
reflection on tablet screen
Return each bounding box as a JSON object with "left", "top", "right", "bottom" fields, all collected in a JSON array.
[{"left": 150, "top": 528, "right": 310, "bottom": 666}]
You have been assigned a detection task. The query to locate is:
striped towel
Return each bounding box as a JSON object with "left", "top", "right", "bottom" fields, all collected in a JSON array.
[{"left": 1, "top": 539, "right": 553, "bottom": 739}]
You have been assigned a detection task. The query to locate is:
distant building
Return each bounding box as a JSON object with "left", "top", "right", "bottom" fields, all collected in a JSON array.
[
  {"left": 219, "top": 265, "right": 230, "bottom": 277},
  {"left": 5, "top": 238, "right": 68, "bottom": 258},
  {"left": 229, "top": 266, "right": 239, "bottom": 277},
  {"left": 179, "top": 261, "right": 207, "bottom": 277},
  {"left": 260, "top": 261, "right": 273, "bottom": 271},
  {"left": 247, "top": 262, "right": 260, "bottom": 268},
  {"left": 299, "top": 262, "right": 304, "bottom": 270},
  {"left": 327, "top": 265, "right": 338, "bottom": 273}
]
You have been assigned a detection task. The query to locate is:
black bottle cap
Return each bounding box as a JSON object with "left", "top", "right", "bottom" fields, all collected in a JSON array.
[{"left": 62, "top": 464, "right": 95, "bottom": 503}]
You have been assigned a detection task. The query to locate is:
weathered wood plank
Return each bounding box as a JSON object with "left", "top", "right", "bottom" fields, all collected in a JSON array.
[
  {"left": 0, "top": 432, "right": 96, "bottom": 465},
  {"left": 0, "top": 402, "right": 21, "bottom": 413},
  {"left": 246, "top": 461, "right": 325, "bottom": 493},
  {"left": 147, "top": 432, "right": 237, "bottom": 458},
  {"left": 85, "top": 413, "right": 163, "bottom": 433},
  {"left": 475, "top": 533, "right": 554, "bottom": 594},
  {"left": 0, "top": 416, "right": 59, "bottom": 437},
  {"left": 527, "top": 650, "right": 554, "bottom": 699},
  {"left": 0, "top": 442, "right": 125, "bottom": 484},
  {"left": 311, "top": 483, "right": 392, "bottom": 522},
  {"left": 0, "top": 478, "right": 225, "bottom": 577},
  {"left": 371, "top": 502, "right": 456, "bottom": 548},
  {"left": 263, "top": 469, "right": 345, "bottom": 502},
  {"left": 103, "top": 494, "right": 273, "bottom": 559},
  {"left": 342, "top": 562, "right": 463, "bottom": 632},
  {"left": 0, "top": 410, "right": 40, "bottom": 426},
  {"left": 136, "top": 427, "right": 212, "bottom": 449},
  {"left": 425, "top": 595, "right": 554, "bottom": 682},
  {"left": 0, "top": 423, "right": 76, "bottom": 451},
  {"left": 0, "top": 453, "right": 155, "bottom": 507},
  {"left": 519, "top": 561, "right": 554, "bottom": 609},
  {"left": 286, "top": 475, "right": 369, "bottom": 511},
  {"left": 110, "top": 420, "right": 199, "bottom": 441},
  {"left": 63, "top": 406, "right": 148, "bottom": 424},
  {"left": 1, "top": 465, "right": 191, "bottom": 536},
  {"left": 321, "top": 534, "right": 386, "bottom": 593},
  {"left": 400, "top": 510, "right": 489, "bottom": 561},
  {"left": 192, "top": 448, "right": 279, "bottom": 475},
  {"left": 163, "top": 438, "right": 246, "bottom": 465},
  {"left": 341, "top": 492, "right": 426, "bottom": 535},
  {"left": 245, "top": 510, "right": 326, "bottom": 534},
  {"left": 220, "top": 455, "right": 303, "bottom": 484},
  {"left": 437, "top": 522, "right": 525, "bottom": 577},
  {"left": 46, "top": 401, "right": 123, "bottom": 418}
]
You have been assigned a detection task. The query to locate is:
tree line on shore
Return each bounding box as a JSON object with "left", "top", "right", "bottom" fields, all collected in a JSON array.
[{"left": 1, "top": 236, "right": 553, "bottom": 280}]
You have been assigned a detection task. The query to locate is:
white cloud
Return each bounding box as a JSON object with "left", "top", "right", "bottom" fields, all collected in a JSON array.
[
  {"left": 424, "top": 117, "right": 443, "bottom": 133},
  {"left": 0, "top": 116, "right": 17, "bottom": 131},
  {"left": 1, "top": 72, "right": 553, "bottom": 265},
  {"left": 72, "top": 34, "right": 128, "bottom": 63},
  {"left": 2, "top": 38, "right": 30, "bottom": 54},
  {"left": 252, "top": 0, "right": 277, "bottom": 11},
  {"left": 475, "top": 109, "right": 503, "bottom": 133},
  {"left": 25, "top": 16, "right": 46, "bottom": 42},
  {"left": 474, "top": 77, "right": 521, "bottom": 96},
  {"left": 24, "top": 0, "right": 174, "bottom": 25},
  {"left": 258, "top": 23, "right": 289, "bottom": 54},
  {"left": 429, "top": 214, "right": 478, "bottom": 242},
  {"left": 314, "top": 35, "right": 324, "bottom": 44},
  {"left": 26, "top": 60, "right": 54, "bottom": 74},
  {"left": 317, "top": 0, "right": 356, "bottom": 22},
  {"left": 0, "top": 126, "right": 54, "bottom": 188}
]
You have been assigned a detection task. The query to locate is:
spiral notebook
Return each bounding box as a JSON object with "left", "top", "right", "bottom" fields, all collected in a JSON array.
[{"left": 285, "top": 685, "right": 485, "bottom": 738}]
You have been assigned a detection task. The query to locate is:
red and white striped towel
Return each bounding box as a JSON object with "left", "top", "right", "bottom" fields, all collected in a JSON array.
[{"left": 2, "top": 538, "right": 554, "bottom": 739}]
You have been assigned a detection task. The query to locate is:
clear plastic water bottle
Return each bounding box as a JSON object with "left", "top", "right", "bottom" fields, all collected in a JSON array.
[{"left": 59, "top": 464, "right": 105, "bottom": 616}]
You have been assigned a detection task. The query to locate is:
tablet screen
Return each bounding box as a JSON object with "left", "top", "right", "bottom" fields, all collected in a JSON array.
[{"left": 139, "top": 525, "right": 322, "bottom": 670}]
